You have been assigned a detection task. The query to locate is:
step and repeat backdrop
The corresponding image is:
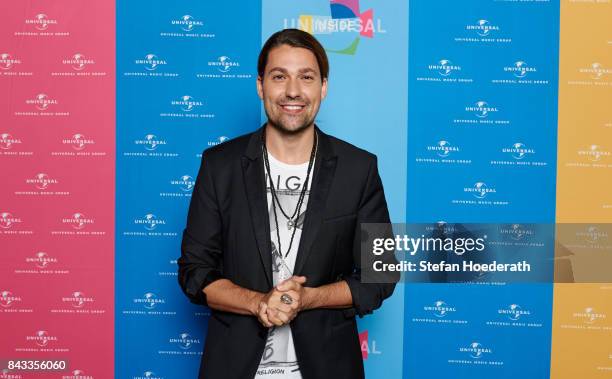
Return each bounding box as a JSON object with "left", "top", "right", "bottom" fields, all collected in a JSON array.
[{"left": 1, "top": 0, "right": 611, "bottom": 378}]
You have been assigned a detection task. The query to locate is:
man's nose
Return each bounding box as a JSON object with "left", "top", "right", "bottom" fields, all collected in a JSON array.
[{"left": 284, "top": 77, "right": 301, "bottom": 99}]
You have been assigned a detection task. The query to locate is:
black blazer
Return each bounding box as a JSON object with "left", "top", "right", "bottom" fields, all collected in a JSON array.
[{"left": 178, "top": 126, "right": 397, "bottom": 379}]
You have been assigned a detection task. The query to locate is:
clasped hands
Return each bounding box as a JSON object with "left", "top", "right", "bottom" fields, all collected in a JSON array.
[{"left": 256, "top": 275, "right": 307, "bottom": 328}]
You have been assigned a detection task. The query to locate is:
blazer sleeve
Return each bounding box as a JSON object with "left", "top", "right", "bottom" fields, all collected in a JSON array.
[
  {"left": 342, "top": 155, "right": 399, "bottom": 318},
  {"left": 178, "top": 150, "right": 225, "bottom": 306}
]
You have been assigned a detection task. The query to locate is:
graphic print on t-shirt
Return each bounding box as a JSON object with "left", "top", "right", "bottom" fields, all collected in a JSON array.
[{"left": 256, "top": 153, "right": 313, "bottom": 379}]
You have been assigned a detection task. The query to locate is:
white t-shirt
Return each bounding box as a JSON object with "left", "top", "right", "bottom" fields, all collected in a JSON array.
[{"left": 255, "top": 152, "right": 314, "bottom": 379}]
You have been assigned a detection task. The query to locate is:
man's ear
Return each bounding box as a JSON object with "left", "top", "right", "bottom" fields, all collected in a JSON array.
[
  {"left": 321, "top": 78, "right": 328, "bottom": 100},
  {"left": 256, "top": 76, "right": 264, "bottom": 100}
]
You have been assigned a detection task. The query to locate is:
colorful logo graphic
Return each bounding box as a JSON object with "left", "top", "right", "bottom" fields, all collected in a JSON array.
[{"left": 286, "top": 0, "right": 385, "bottom": 55}]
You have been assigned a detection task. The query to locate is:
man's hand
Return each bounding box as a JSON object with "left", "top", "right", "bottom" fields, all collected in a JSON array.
[{"left": 256, "top": 276, "right": 307, "bottom": 327}]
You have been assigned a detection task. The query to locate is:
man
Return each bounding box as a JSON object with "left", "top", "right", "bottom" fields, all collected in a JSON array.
[{"left": 178, "top": 29, "right": 396, "bottom": 379}]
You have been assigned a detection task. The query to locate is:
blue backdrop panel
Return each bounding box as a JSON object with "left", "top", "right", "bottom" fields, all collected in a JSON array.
[
  {"left": 404, "top": 0, "right": 559, "bottom": 378},
  {"left": 116, "top": 1, "right": 262, "bottom": 378}
]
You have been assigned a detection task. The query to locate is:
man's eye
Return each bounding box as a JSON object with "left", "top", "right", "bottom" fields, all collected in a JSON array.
[
  {"left": 302, "top": 75, "right": 314, "bottom": 80},
  {"left": 273, "top": 74, "right": 285, "bottom": 80}
]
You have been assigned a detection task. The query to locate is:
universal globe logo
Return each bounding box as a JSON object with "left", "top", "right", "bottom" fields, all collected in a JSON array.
[
  {"left": 171, "top": 175, "right": 195, "bottom": 192},
  {"left": 208, "top": 135, "right": 230, "bottom": 146},
  {"left": 1, "top": 368, "right": 23, "bottom": 379},
  {"left": 27, "top": 251, "right": 57, "bottom": 269},
  {"left": 579, "top": 62, "right": 612, "bottom": 80},
  {"left": 26, "top": 93, "right": 58, "bottom": 111},
  {"left": 498, "top": 304, "right": 531, "bottom": 321},
  {"left": 503, "top": 142, "right": 535, "bottom": 160},
  {"left": 135, "top": 213, "right": 166, "bottom": 231},
  {"left": 62, "top": 291, "right": 94, "bottom": 308},
  {"left": 577, "top": 226, "right": 608, "bottom": 244},
  {"left": 424, "top": 300, "right": 456, "bottom": 318},
  {"left": 209, "top": 56, "right": 239, "bottom": 73},
  {"left": 62, "top": 213, "right": 94, "bottom": 230},
  {"left": 26, "top": 14, "right": 58, "bottom": 31},
  {"left": 136, "top": 54, "right": 167, "bottom": 71},
  {"left": 501, "top": 224, "right": 534, "bottom": 241},
  {"left": 466, "top": 101, "right": 498, "bottom": 119},
  {"left": 0, "top": 53, "right": 21, "bottom": 70},
  {"left": 429, "top": 59, "right": 461, "bottom": 77},
  {"left": 134, "top": 371, "right": 164, "bottom": 379},
  {"left": 27, "top": 330, "right": 57, "bottom": 347},
  {"left": 460, "top": 342, "right": 492, "bottom": 359},
  {"left": 464, "top": 182, "right": 496, "bottom": 199},
  {"left": 63, "top": 134, "right": 95, "bottom": 151},
  {"left": 135, "top": 134, "right": 167, "bottom": 151},
  {"left": 0, "top": 212, "right": 22, "bottom": 229},
  {"left": 573, "top": 307, "right": 606, "bottom": 324},
  {"left": 62, "top": 53, "right": 95, "bottom": 71},
  {"left": 466, "top": 19, "right": 499, "bottom": 37},
  {"left": 578, "top": 145, "right": 610, "bottom": 162},
  {"left": 172, "top": 15, "right": 203, "bottom": 32},
  {"left": 134, "top": 292, "right": 165, "bottom": 310},
  {"left": 0, "top": 290, "right": 22, "bottom": 308},
  {"left": 62, "top": 369, "right": 93, "bottom": 379},
  {"left": 0, "top": 133, "right": 22, "bottom": 150},
  {"left": 171, "top": 95, "right": 203, "bottom": 112},
  {"left": 170, "top": 333, "right": 201, "bottom": 350},
  {"left": 505, "top": 61, "right": 536, "bottom": 79},
  {"left": 26, "top": 173, "right": 58, "bottom": 190},
  {"left": 427, "top": 140, "right": 459, "bottom": 158}
]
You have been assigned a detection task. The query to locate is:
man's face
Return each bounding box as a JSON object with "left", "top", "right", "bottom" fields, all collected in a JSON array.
[{"left": 257, "top": 44, "right": 327, "bottom": 135}]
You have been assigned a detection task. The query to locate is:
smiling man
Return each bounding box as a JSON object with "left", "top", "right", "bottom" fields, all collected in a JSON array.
[{"left": 178, "top": 29, "right": 397, "bottom": 379}]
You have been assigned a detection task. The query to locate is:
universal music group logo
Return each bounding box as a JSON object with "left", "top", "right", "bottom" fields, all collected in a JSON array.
[
  {"left": 51, "top": 53, "right": 106, "bottom": 77},
  {"left": 0, "top": 212, "right": 31, "bottom": 235},
  {"left": 453, "top": 99, "right": 510, "bottom": 127},
  {"left": 27, "top": 93, "right": 57, "bottom": 111},
  {"left": 123, "top": 291, "right": 176, "bottom": 316},
  {"left": 448, "top": 341, "right": 504, "bottom": 366},
  {"left": 16, "top": 13, "right": 69, "bottom": 37},
  {"left": 415, "top": 140, "right": 472, "bottom": 166},
  {"left": 158, "top": 332, "right": 202, "bottom": 356},
  {"left": 571, "top": 62, "right": 612, "bottom": 85},
  {"left": 15, "top": 93, "right": 69, "bottom": 117},
  {"left": 454, "top": 19, "right": 511, "bottom": 44},
  {"left": 50, "top": 212, "right": 105, "bottom": 236},
  {"left": 451, "top": 182, "right": 510, "bottom": 207},
  {"left": 160, "top": 95, "right": 215, "bottom": 119},
  {"left": 160, "top": 14, "right": 214, "bottom": 39},
  {"left": 0, "top": 53, "right": 32, "bottom": 76},
  {"left": 492, "top": 60, "right": 549, "bottom": 85},
  {"left": 0, "top": 133, "right": 23, "bottom": 150},
  {"left": 197, "top": 56, "right": 252, "bottom": 79},
  {"left": 491, "top": 142, "right": 547, "bottom": 167},
  {"left": 416, "top": 59, "right": 473, "bottom": 83},
  {"left": 124, "top": 134, "right": 178, "bottom": 158},
  {"left": 123, "top": 213, "right": 177, "bottom": 237},
  {"left": 124, "top": 53, "right": 178, "bottom": 78},
  {"left": 160, "top": 174, "right": 195, "bottom": 198}
]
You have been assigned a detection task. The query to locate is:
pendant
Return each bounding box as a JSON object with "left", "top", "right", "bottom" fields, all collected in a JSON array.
[{"left": 287, "top": 219, "right": 294, "bottom": 230}]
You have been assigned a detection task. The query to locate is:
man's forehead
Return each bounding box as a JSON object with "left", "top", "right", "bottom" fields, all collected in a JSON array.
[{"left": 265, "top": 45, "right": 320, "bottom": 73}]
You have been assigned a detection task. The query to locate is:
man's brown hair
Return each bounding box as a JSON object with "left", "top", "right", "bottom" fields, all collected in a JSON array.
[{"left": 258, "top": 28, "right": 329, "bottom": 81}]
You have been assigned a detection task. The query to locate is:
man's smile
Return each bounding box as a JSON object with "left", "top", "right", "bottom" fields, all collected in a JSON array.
[{"left": 279, "top": 103, "right": 306, "bottom": 114}]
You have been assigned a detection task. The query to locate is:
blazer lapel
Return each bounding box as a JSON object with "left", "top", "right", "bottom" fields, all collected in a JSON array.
[
  {"left": 294, "top": 127, "right": 337, "bottom": 276},
  {"left": 241, "top": 127, "right": 273, "bottom": 288}
]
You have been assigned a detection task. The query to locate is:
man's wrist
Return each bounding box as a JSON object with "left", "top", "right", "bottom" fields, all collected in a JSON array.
[
  {"left": 301, "top": 286, "right": 317, "bottom": 311},
  {"left": 249, "top": 292, "right": 265, "bottom": 316}
]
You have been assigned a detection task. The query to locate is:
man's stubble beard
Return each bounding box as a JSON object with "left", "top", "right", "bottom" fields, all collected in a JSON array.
[{"left": 264, "top": 100, "right": 317, "bottom": 136}]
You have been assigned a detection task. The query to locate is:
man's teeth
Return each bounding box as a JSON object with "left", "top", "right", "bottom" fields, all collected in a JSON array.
[{"left": 282, "top": 105, "right": 304, "bottom": 110}]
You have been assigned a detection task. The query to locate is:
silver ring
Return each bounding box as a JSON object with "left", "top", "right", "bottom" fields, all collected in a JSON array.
[{"left": 280, "top": 294, "right": 293, "bottom": 305}]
